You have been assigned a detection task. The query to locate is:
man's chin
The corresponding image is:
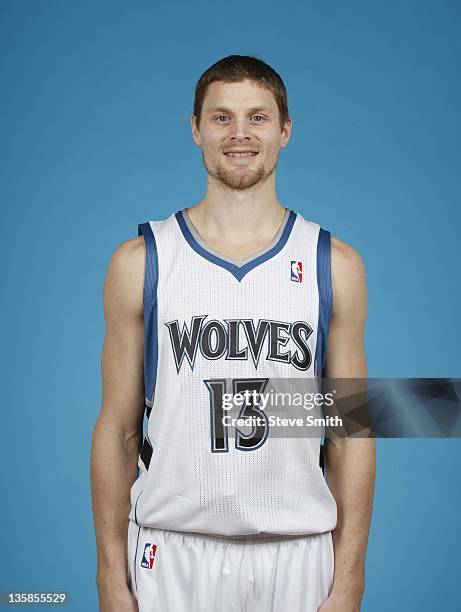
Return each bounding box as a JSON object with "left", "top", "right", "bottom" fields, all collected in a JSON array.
[
  {"left": 213, "top": 166, "right": 268, "bottom": 190},
  {"left": 220, "top": 175, "right": 262, "bottom": 190}
]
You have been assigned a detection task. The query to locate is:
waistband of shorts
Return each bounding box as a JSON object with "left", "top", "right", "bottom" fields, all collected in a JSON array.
[{"left": 135, "top": 524, "right": 332, "bottom": 546}]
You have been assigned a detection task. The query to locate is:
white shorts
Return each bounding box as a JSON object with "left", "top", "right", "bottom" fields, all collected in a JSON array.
[{"left": 127, "top": 521, "right": 335, "bottom": 612}]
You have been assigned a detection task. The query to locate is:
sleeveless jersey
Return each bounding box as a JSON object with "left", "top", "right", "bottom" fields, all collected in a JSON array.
[{"left": 128, "top": 208, "right": 337, "bottom": 537}]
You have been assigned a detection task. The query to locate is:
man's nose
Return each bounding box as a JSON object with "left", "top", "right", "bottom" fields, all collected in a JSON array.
[{"left": 230, "top": 118, "right": 251, "bottom": 140}]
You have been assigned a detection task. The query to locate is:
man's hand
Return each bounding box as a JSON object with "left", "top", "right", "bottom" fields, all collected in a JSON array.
[
  {"left": 97, "top": 580, "right": 138, "bottom": 612},
  {"left": 318, "top": 588, "right": 363, "bottom": 612}
]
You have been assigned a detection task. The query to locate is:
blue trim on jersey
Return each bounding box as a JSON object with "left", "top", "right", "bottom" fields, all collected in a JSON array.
[
  {"left": 175, "top": 209, "right": 297, "bottom": 282},
  {"left": 315, "top": 228, "right": 333, "bottom": 380},
  {"left": 138, "top": 222, "right": 159, "bottom": 409}
]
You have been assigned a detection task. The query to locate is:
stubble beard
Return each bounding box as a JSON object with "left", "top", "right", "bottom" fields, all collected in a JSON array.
[{"left": 202, "top": 150, "right": 279, "bottom": 191}]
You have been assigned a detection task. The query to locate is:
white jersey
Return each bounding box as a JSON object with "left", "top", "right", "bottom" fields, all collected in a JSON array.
[{"left": 128, "top": 208, "right": 337, "bottom": 537}]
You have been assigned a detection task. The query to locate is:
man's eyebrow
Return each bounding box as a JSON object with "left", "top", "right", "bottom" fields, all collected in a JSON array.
[{"left": 206, "top": 106, "right": 272, "bottom": 115}]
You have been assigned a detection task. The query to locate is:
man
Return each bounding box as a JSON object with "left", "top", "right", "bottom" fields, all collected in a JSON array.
[{"left": 91, "top": 55, "right": 375, "bottom": 612}]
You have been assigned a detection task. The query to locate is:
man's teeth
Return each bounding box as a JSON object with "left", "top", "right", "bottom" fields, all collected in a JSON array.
[{"left": 225, "top": 152, "right": 257, "bottom": 157}]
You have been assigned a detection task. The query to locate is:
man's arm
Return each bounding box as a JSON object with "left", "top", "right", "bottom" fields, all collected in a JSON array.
[
  {"left": 90, "top": 236, "right": 146, "bottom": 611},
  {"left": 319, "top": 237, "right": 376, "bottom": 611}
]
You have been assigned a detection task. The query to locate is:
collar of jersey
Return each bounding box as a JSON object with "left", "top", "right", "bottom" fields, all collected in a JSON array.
[{"left": 175, "top": 209, "right": 297, "bottom": 282}]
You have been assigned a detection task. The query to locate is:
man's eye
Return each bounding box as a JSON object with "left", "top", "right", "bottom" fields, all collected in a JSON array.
[
  {"left": 252, "top": 115, "right": 264, "bottom": 122},
  {"left": 217, "top": 116, "right": 229, "bottom": 123}
]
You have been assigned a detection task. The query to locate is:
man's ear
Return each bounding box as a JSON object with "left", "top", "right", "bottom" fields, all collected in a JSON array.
[
  {"left": 191, "top": 114, "right": 201, "bottom": 147},
  {"left": 280, "top": 116, "right": 292, "bottom": 149}
]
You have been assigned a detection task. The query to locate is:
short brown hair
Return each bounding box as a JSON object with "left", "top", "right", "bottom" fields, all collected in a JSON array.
[{"left": 193, "top": 55, "right": 289, "bottom": 131}]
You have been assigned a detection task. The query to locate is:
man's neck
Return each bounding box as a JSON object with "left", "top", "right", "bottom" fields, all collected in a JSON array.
[{"left": 186, "top": 176, "right": 287, "bottom": 261}]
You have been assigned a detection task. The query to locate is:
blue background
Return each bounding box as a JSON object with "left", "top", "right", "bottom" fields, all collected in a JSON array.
[{"left": 1, "top": 0, "right": 460, "bottom": 610}]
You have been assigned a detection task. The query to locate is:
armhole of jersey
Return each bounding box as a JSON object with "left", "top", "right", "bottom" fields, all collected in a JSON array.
[
  {"left": 315, "top": 228, "right": 333, "bottom": 380},
  {"left": 137, "top": 222, "right": 159, "bottom": 455},
  {"left": 315, "top": 228, "right": 333, "bottom": 474}
]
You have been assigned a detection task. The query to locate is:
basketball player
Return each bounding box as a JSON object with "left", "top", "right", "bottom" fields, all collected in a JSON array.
[{"left": 91, "top": 55, "right": 375, "bottom": 612}]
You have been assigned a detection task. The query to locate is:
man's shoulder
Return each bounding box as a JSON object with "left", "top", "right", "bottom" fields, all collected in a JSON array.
[
  {"left": 330, "top": 236, "right": 367, "bottom": 310},
  {"left": 110, "top": 212, "right": 177, "bottom": 272},
  {"left": 105, "top": 236, "right": 146, "bottom": 296},
  {"left": 111, "top": 235, "right": 145, "bottom": 269},
  {"left": 330, "top": 236, "right": 365, "bottom": 276}
]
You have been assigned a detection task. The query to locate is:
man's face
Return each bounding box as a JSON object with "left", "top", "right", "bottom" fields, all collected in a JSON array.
[{"left": 192, "top": 79, "right": 291, "bottom": 191}]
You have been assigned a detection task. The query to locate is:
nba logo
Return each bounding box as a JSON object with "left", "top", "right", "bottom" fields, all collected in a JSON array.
[
  {"left": 290, "top": 261, "right": 303, "bottom": 283},
  {"left": 141, "top": 543, "right": 157, "bottom": 569}
]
